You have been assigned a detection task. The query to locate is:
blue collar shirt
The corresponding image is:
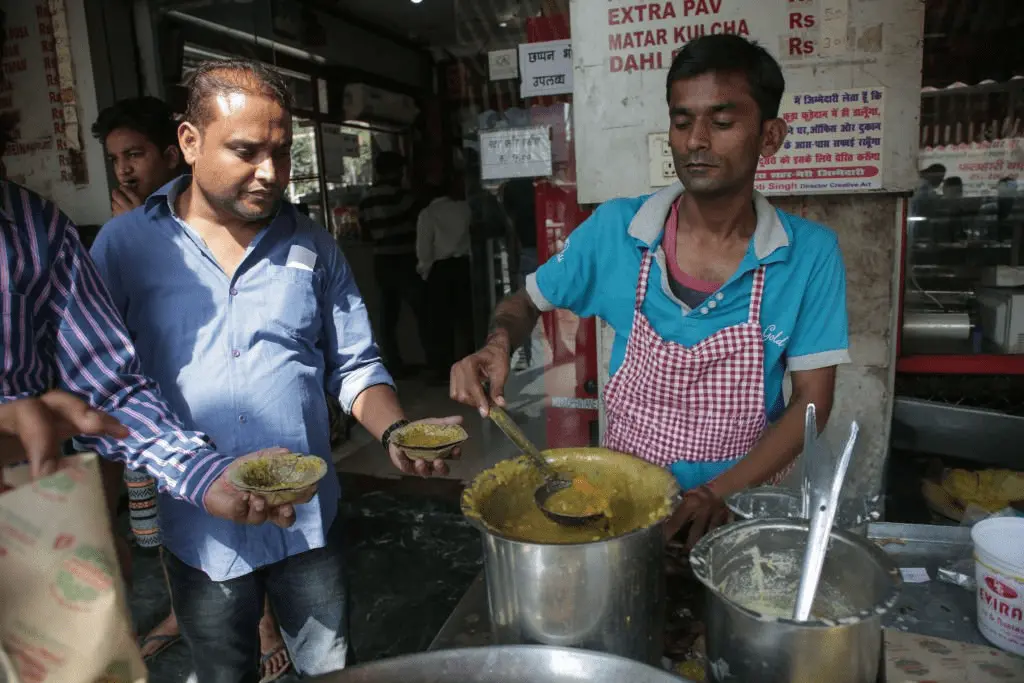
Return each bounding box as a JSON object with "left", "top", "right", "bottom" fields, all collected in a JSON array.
[
  {"left": 90, "top": 177, "right": 394, "bottom": 580},
  {"left": 525, "top": 183, "right": 851, "bottom": 423}
]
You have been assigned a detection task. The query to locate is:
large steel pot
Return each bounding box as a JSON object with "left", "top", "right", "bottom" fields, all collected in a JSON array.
[
  {"left": 315, "top": 645, "right": 693, "bottom": 682},
  {"left": 462, "top": 448, "right": 679, "bottom": 666},
  {"left": 725, "top": 485, "right": 881, "bottom": 535},
  {"left": 690, "top": 519, "right": 900, "bottom": 683}
]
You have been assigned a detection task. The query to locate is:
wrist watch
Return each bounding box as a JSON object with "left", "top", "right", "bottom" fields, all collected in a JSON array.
[{"left": 381, "top": 419, "right": 410, "bottom": 451}]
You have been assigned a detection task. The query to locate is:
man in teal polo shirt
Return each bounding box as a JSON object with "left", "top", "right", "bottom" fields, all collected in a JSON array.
[{"left": 450, "top": 34, "right": 850, "bottom": 546}]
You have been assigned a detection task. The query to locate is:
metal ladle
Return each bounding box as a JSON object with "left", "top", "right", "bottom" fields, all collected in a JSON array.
[
  {"left": 792, "top": 404, "right": 860, "bottom": 621},
  {"left": 487, "top": 405, "right": 607, "bottom": 526}
]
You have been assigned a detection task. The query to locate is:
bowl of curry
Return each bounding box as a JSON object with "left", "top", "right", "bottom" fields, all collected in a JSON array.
[
  {"left": 389, "top": 422, "right": 468, "bottom": 460},
  {"left": 462, "top": 447, "right": 680, "bottom": 545},
  {"left": 228, "top": 453, "right": 327, "bottom": 505}
]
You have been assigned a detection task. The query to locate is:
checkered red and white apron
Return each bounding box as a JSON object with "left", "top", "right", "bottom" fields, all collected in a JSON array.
[{"left": 603, "top": 249, "right": 768, "bottom": 469}]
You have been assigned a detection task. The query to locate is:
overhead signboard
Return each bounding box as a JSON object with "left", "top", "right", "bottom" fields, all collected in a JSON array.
[
  {"left": 918, "top": 139, "right": 1024, "bottom": 197},
  {"left": 570, "top": 0, "right": 925, "bottom": 203},
  {"left": 489, "top": 49, "right": 519, "bottom": 81}
]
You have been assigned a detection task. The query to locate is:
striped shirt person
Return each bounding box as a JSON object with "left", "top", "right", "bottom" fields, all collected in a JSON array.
[{"left": 0, "top": 179, "right": 297, "bottom": 524}]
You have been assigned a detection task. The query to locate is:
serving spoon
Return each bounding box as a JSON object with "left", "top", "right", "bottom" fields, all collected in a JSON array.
[{"left": 487, "top": 405, "right": 607, "bottom": 526}]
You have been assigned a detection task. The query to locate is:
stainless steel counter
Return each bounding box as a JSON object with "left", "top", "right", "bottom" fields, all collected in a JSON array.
[
  {"left": 430, "top": 523, "right": 986, "bottom": 654},
  {"left": 869, "top": 522, "right": 983, "bottom": 645}
]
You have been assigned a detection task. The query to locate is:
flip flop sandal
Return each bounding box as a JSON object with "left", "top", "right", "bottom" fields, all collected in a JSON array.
[
  {"left": 259, "top": 645, "right": 292, "bottom": 683},
  {"left": 138, "top": 634, "right": 181, "bottom": 661}
]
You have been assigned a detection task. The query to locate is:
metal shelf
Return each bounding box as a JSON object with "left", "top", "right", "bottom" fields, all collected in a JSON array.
[{"left": 892, "top": 396, "right": 1024, "bottom": 466}]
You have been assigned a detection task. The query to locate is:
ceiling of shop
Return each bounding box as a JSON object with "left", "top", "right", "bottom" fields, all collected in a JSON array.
[
  {"left": 325, "top": 0, "right": 460, "bottom": 48},
  {"left": 337, "top": 0, "right": 565, "bottom": 55},
  {"left": 155, "top": 0, "right": 568, "bottom": 56}
]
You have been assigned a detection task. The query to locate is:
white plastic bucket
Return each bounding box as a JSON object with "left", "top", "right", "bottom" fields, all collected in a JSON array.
[{"left": 971, "top": 517, "right": 1024, "bottom": 656}]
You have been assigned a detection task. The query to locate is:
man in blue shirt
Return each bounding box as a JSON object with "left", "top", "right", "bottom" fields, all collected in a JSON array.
[
  {"left": 451, "top": 35, "right": 850, "bottom": 547},
  {"left": 91, "top": 59, "right": 460, "bottom": 682},
  {"left": 92, "top": 96, "right": 292, "bottom": 678}
]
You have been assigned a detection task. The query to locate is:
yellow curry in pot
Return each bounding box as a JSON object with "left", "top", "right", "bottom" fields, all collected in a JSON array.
[
  {"left": 544, "top": 476, "right": 612, "bottom": 518},
  {"left": 462, "top": 447, "right": 679, "bottom": 544}
]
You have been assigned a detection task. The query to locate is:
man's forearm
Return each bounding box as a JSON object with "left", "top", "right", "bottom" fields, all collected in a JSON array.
[
  {"left": 487, "top": 290, "right": 541, "bottom": 352},
  {"left": 707, "top": 392, "right": 829, "bottom": 497},
  {"left": 351, "top": 384, "right": 405, "bottom": 441}
]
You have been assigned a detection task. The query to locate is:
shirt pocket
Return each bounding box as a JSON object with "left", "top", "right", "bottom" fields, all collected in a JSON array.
[{"left": 260, "top": 265, "right": 321, "bottom": 347}]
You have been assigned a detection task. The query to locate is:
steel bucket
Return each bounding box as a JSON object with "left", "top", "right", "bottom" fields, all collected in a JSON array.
[
  {"left": 316, "top": 645, "right": 693, "bottom": 682},
  {"left": 725, "top": 486, "right": 881, "bottom": 535},
  {"left": 690, "top": 519, "right": 901, "bottom": 683},
  {"left": 462, "top": 448, "right": 679, "bottom": 666}
]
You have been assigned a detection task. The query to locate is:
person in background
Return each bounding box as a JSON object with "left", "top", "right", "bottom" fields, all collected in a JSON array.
[
  {"left": 911, "top": 163, "right": 946, "bottom": 221},
  {"left": 91, "top": 59, "right": 461, "bottom": 683},
  {"left": 942, "top": 176, "right": 963, "bottom": 199},
  {"left": 918, "top": 163, "right": 946, "bottom": 198},
  {"left": 501, "top": 177, "right": 539, "bottom": 371},
  {"left": 996, "top": 176, "right": 1019, "bottom": 225},
  {"left": 93, "top": 96, "right": 183, "bottom": 217},
  {"left": 451, "top": 35, "right": 850, "bottom": 548},
  {"left": 92, "top": 98, "right": 292, "bottom": 678},
  {"left": 357, "top": 151, "right": 430, "bottom": 378},
  {"left": 416, "top": 182, "right": 473, "bottom": 385},
  {"left": 461, "top": 148, "right": 514, "bottom": 344}
]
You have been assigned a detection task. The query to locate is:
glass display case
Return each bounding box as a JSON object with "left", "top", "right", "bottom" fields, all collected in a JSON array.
[
  {"left": 287, "top": 117, "right": 325, "bottom": 226},
  {"left": 898, "top": 0, "right": 1024, "bottom": 373}
]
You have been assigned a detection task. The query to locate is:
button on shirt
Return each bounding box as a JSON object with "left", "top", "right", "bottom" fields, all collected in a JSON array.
[
  {"left": 90, "top": 177, "right": 394, "bottom": 581},
  {"left": 0, "top": 180, "right": 232, "bottom": 506},
  {"left": 526, "top": 183, "right": 851, "bottom": 422}
]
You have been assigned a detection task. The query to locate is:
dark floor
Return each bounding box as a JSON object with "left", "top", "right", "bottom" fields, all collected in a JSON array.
[{"left": 129, "top": 474, "right": 482, "bottom": 683}]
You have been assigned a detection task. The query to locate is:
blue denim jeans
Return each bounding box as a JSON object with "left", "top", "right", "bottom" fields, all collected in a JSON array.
[{"left": 165, "top": 528, "right": 347, "bottom": 683}]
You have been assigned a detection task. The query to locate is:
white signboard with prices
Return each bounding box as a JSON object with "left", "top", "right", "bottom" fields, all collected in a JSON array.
[
  {"left": 649, "top": 88, "right": 885, "bottom": 194},
  {"left": 757, "top": 88, "right": 885, "bottom": 194},
  {"left": 480, "top": 126, "right": 554, "bottom": 181},
  {"left": 570, "top": 0, "right": 925, "bottom": 203},
  {"left": 519, "top": 40, "right": 573, "bottom": 98},
  {"left": 489, "top": 49, "right": 519, "bottom": 81}
]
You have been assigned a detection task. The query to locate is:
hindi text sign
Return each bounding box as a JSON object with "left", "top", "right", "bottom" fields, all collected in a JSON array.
[
  {"left": 480, "top": 126, "right": 554, "bottom": 180},
  {"left": 519, "top": 40, "right": 573, "bottom": 98}
]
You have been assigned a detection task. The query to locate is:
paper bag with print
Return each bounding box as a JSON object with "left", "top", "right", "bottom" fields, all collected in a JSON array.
[{"left": 0, "top": 453, "right": 145, "bottom": 683}]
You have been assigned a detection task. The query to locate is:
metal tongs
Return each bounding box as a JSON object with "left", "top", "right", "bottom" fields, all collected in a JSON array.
[
  {"left": 488, "top": 405, "right": 606, "bottom": 526},
  {"left": 792, "top": 404, "right": 859, "bottom": 621}
]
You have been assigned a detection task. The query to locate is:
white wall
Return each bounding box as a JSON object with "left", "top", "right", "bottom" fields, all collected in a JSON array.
[{"left": 570, "top": 0, "right": 925, "bottom": 204}]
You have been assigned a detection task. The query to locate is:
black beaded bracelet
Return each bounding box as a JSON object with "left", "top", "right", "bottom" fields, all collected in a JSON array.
[{"left": 381, "top": 419, "right": 410, "bottom": 451}]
